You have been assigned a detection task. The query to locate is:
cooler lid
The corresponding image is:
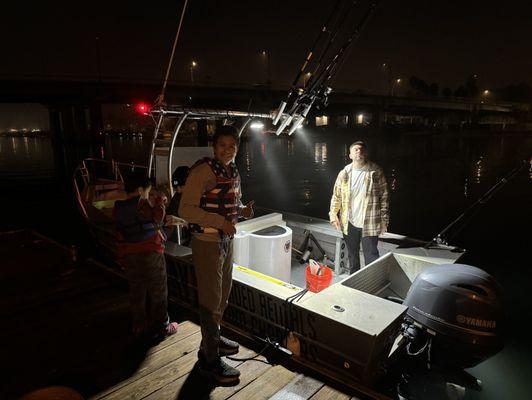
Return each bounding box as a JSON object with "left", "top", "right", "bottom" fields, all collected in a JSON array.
[{"left": 252, "top": 225, "right": 287, "bottom": 236}]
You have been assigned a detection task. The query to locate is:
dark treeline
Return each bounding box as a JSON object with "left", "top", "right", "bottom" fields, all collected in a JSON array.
[{"left": 407, "top": 75, "right": 532, "bottom": 102}]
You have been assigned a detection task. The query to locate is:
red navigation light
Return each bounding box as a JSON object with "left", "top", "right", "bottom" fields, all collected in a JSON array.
[{"left": 135, "top": 102, "right": 150, "bottom": 114}]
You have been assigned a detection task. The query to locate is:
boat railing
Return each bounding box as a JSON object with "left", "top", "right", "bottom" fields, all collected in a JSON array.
[
  {"left": 72, "top": 158, "right": 148, "bottom": 221},
  {"left": 147, "top": 105, "right": 275, "bottom": 196}
]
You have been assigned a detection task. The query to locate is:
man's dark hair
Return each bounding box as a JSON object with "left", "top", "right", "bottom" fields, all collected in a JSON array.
[
  {"left": 349, "top": 141, "right": 367, "bottom": 151},
  {"left": 212, "top": 125, "right": 239, "bottom": 146},
  {"left": 123, "top": 170, "right": 151, "bottom": 194}
]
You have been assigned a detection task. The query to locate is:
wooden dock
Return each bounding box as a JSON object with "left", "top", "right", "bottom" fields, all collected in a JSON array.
[{"left": 1, "top": 230, "right": 381, "bottom": 400}]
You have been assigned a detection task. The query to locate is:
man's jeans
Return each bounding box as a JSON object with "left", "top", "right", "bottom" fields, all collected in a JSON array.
[{"left": 343, "top": 223, "right": 379, "bottom": 274}]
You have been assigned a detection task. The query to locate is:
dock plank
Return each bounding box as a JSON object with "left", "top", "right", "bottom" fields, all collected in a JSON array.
[
  {"left": 229, "top": 365, "right": 296, "bottom": 400},
  {"left": 142, "top": 346, "right": 265, "bottom": 400},
  {"left": 92, "top": 329, "right": 201, "bottom": 399},
  {"left": 309, "top": 385, "right": 353, "bottom": 400},
  {"left": 97, "top": 351, "right": 198, "bottom": 400},
  {"left": 269, "top": 374, "right": 324, "bottom": 400}
]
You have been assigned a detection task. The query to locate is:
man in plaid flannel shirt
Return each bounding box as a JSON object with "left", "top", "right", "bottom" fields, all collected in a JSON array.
[{"left": 329, "top": 141, "right": 389, "bottom": 273}]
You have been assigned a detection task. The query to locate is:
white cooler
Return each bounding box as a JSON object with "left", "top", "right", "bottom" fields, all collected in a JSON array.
[{"left": 234, "top": 214, "right": 292, "bottom": 282}]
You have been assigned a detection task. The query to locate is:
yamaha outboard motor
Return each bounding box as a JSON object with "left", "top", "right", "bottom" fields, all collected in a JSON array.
[
  {"left": 397, "top": 264, "right": 504, "bottom": 399},
  {"left": 402, "top": 264, "right": 504, "bottom": 368}
]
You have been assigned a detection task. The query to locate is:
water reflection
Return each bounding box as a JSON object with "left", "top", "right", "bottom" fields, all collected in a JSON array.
[
  {"left": 474, "top": 156, "right": 484, "bottom": 184},
  {"left": 287, "top": 140, "right": 294, "bottom": 156},
  {"left": 297, "top": 179, "right": 313, "bottom": 207},
  {"left": 241, "top": 141, "right": 253, "bottom": 177},
  {"left": 0, "top": 137, "right": 56, "bottom": 180},
  {"left": 464, "top": 178, "right": 470, "bottom": 198},
  {"left": 342, "top": 144, "right": 349, "bottom": 165},
  {"left": 313, "top": 142, "right": 327, "bottom": 169},
  {"left": 23, "top": 137, "right": 29, "bottom": 159}
]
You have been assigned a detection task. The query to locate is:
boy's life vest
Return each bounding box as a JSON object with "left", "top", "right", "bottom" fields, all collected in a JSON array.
[
  {"left": 114, "top": 196, "right": 165, "bottom": 243},
  {"left": 188, "top": 157, "right": 240, "bottom": 235}
]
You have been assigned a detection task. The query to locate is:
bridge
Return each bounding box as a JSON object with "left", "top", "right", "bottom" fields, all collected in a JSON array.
[{"left": 1, "top": 78, "right": 528, "bottom": 140}]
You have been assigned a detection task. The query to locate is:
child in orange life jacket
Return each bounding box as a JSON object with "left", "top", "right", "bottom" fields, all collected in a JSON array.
[{"left": 113, "top": 171, "right": 179, "bottom": 341}]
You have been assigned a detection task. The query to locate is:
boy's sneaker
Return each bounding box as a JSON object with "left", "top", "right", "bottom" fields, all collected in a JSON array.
[
  {"left": 199, "top": 357, "right": 241, "bottom": 384},
  {"left": 219, "top": 336, "right": 239, "bottom": 356}
]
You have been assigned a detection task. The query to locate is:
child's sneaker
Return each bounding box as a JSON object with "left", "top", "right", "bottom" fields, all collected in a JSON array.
[
  {"left": 150, "top": 321, "right": 179, "bottom": 344},
  {"left": 164, "top": 321, "right": 179, "bottom": 336}
]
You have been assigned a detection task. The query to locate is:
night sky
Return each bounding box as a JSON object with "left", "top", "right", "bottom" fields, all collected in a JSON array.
[{"left": 1, "top": 0, "right": 532, "bottom": 93}]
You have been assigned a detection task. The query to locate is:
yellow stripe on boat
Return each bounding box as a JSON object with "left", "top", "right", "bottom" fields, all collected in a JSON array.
[{"left": 234, "top": 264, "right": 301, "bottom": 291}]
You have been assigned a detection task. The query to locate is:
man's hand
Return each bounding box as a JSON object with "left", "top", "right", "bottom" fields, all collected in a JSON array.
[
  {"left": 241, "top": 200, "right": 255, "bottom": 219},
  {"left": 331, "top": 219, "right": 341, "bottom": 231},
  {"left": 222, "top": 220, "right": 236, "bottom": 236},
  {"left": 380, "top": 223, "right": 388, "bottom": 235}
]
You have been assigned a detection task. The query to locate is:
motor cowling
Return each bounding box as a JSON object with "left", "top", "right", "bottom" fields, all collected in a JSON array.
[{"left": 402, "top": 264, "right": 504, "bottom": 369}]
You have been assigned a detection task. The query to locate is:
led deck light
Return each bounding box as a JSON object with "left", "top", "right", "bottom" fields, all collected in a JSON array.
[{"left": 250, "top": 121, "right": 265, "bottom": 130}]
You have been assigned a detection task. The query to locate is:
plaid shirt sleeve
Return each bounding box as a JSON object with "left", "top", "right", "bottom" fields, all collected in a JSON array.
[
  {"left": 329, "top": 170, "right": 343, "bottom": 222},
  {"left": 375, "top": 167, "right": 390, "bottom": 227}
]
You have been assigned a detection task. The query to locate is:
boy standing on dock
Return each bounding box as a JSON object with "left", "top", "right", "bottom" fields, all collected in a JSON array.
[
  {"left": 179, "top": 125, "right": 254, "bottom": 384},
  {"left": 113, "top": 172, "right": 180, "bottom": 342}
]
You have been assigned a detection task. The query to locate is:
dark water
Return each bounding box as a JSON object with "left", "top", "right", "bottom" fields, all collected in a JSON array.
[{"left": 1, "top": 129, "right": 531, "bottom": 399}]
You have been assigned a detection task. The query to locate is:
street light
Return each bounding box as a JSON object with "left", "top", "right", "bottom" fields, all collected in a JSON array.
[
  {"left": 391, "top": 77, "right": 401, "bottom": 96},
  {"left": 480, "top": 89, "right": 491, "bottom": 103},
  {"left": 260, "top": 49, "right": 271, "bottom": 85},
  {"left": 381, "top": 62, "right": 392, "bottom": 96},
  {"left": 190, "top": 60, "right": 197, "bottom": 84}
]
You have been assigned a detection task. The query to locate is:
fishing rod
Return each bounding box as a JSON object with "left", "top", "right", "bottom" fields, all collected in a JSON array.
[
  {"left": 426, "top": 160, "right": 527, "bottom": 248},
  {"left": 274, "top": 0, "right": 344, "bottom": 126},
  {"left": 305, "top": 0, "right": 360, "bottom": 90},
  {"left": 305, "top": 0, "right": 379, "bottom": 100},
  {"left": 155, "top": 0, "right": 190, "bottom": 106},
  {"left": 274, "top": 0, "right": 380, "bottom": 135},
  {"left": 290, "top": 0, "right": 343, "bottom": 90}
]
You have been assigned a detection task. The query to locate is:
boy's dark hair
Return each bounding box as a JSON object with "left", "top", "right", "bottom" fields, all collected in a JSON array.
[
  {"left": 123, "top": 170, "right": 151, "bottom": 194},
  {"left": 212, "top": 125, "right": 239, "bottom": 146},
  {"left": 172, "top": 165, "right": 190, "bottom": 187},
  {"left": 349, "top": 141, "right": 367, "bottom": 151}
]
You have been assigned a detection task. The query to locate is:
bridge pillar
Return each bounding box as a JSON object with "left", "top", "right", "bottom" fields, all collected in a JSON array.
[
  {"left": 72, "top": 105, "right": 90, "bottom": 139},
  {"left": 48, "top": 106, "right": 63, "bottom": 141},
  {"left": 371, "top": 107, "right": 386, "bottom": 127},
  {"left": 88, "top": 103, "right": 103, "bottom": 137},
  {"left": 197, "top": 120, "right": 209, "bottom": 146}
]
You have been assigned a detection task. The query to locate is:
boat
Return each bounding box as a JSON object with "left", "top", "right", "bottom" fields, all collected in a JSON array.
[{"left": 73, "top": 104, "right": 469, "bottom": 397}]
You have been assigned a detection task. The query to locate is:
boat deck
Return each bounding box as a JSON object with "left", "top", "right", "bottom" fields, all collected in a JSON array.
[{"left": 1, "top": 230, "right": 382, "bottom": 400}]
